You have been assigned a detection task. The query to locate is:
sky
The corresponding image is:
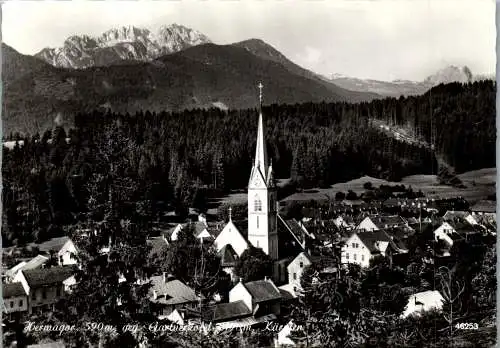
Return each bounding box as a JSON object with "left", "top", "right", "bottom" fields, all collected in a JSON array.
[{"left": 1, "top": 0, "right": 496, "bottom": 81}]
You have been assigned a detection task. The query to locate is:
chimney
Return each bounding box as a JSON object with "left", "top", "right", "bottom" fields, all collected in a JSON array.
[
  {"left": 163, "top": 272, "right": 167, "bottom": 283},
  {"left": 153, "top": 289, "right": 158, "bottom": 300},
  {"left": 264, "top": 276, "right": 268, "bottom": 282}
]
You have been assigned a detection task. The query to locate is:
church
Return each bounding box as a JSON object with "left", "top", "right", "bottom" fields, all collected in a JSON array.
[{"left": 213, "top": 83, "right": 313, "bottom": 284}]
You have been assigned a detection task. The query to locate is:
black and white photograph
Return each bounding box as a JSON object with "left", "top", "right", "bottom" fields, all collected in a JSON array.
[{"left": 0, "top": 0, "right": 497, "bottom": 347}]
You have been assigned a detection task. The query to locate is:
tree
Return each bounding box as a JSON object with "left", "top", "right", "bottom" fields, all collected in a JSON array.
[
  {"left": 335, "top": 191, "right": 346, "bottom": 201},
  {"left": 233, "top": 246, "right": 273, "bottom": 282},
  {"left": 159, "top": 224, "right": 223, "bottom": 298}
]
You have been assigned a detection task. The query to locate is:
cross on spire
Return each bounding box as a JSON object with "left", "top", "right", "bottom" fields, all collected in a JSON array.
[{"left": 258, "top": 82, "right": 264, "bottom": 106}]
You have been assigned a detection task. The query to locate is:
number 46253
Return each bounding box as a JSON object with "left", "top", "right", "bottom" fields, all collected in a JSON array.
[{"left": 455, "top": 323, "right": 479, "bottom": 330}]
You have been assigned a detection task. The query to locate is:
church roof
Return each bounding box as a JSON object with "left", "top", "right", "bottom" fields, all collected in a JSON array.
[{"left": 231, "top": 220, "right": 249, "bottom": 239}]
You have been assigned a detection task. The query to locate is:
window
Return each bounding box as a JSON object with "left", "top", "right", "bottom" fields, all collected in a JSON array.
[
  {"left": 19, "top": 300, "right": 23, "bottom": 307},
  {"left": 352, "top": 243, "right": 355, "bottom": 248},
  {"left": 10, "top": 301, "right": 14, "bottom": 308},
  {"left": 59, "top": 256, "right": 63, "bottom": 264},
  {"left": 256, "top": 240, "right": 260, "bottom": 248},
  {"left": 42, "top": 289, "right": 47, "bottom": 300},
  {"left": 354, "top": 254, "right": 357, "bottom": 260},
  {"left": 361, "top": 255, "right": 365, "bottom": 261},
  {"left": 299, "top": 262, "right": 304, "bottom": 268},
  {"left": 254, "top": 195, "right": 262, "bottom": 212},
  {"left": 257, "top": 216, "right": 259, "bottom": 228},
  {"left": 32, "top": 292, "right": 36, "bottom": 300},
  {"left": 346, "top": 253, "right": 349, "bottom": 260},
  {"left": 293, "top": 273, "right": 297, "bottom": 280}
]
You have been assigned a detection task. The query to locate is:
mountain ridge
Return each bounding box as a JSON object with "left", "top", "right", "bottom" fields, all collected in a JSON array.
[
  {"left": 329, "top": 65, "right": 494, "bottom": 97},
  {"left": 2, "top": 42, "right": 377, "bottom": 135},
  {"left": 34, "top": 24, "right": 211, "bottom": 69}
]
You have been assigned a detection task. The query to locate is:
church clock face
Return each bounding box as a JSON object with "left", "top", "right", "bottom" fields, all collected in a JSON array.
[{"left": 253, "top": 175, "right": 262, "bottom": 187}]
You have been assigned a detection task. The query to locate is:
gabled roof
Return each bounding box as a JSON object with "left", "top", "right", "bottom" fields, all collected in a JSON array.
[
  {"left": 443, "top": 211, "right": 470, "bottom": 221},
  {"left": 243, "top": 279, "right": 281, "bottom": 303},
  {"left": 470, "top": 200, "right": 496, "bottom": 213},
  {"left": 218, "top": 244, "right": 238, "bottom": 267},
  {"left": 22, "top": 265, "right": 75, "bottom": 287},
  {"left": 32, "top": 236, "right": 70, "bottom": 254},
  {"left": 231, "top": 220, "right": 249, "bottom": 239},
  {"left": 3, "top": 282, "right": 27, "bottom": 298},
  {"left": 278, "top": 216, "right": 307, "bottom": 248},
  {"left": 368, "top": 215, "right": 407, "bottom": 228},
  {"left": 150, "top": 276, "right": 201, "bottom": 305},
  {"left": 356, "top": 230, "right": 392, "bottom": 253},
  {"left": 447, "top": 221, "right": 478, "bottom": 235},
  {"left": 209, "top": 300, "right": 252, "bottom": 322}
]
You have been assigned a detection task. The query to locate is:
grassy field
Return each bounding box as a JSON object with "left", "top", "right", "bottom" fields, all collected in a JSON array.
[{"left": 212, "top": 168, "right": 496, "bottom": 212}]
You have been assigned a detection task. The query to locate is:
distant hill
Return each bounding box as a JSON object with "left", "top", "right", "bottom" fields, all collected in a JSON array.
[
  {"left": 232, "top": 39, "right": 379, "bottom": 102},
  {"left": 329, "top": 65, "right": 493, "bottom": 97},
  {"left": 2, "top": 42, "right": 377, "bottom": 135}
]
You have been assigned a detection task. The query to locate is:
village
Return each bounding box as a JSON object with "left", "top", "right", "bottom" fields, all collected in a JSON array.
[{"left": 2, "top": 86, "right": 496, "bottom": 347}]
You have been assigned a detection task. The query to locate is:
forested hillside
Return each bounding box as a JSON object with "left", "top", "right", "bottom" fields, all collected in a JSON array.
[{"left": 2, "top": 80, "right": 494, "bottom": 247}]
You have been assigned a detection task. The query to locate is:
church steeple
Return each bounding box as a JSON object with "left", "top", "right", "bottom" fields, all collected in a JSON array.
[
  {"left": 248, "top": 82, "right": 278, "bottom": 261},
  {"left": 254, "top": 82, "right": 268, "bottom": 179}
]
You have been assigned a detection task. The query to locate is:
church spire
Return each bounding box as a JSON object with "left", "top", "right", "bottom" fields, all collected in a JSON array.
[{"left": 254, "top": 82, "right": 268, "bottom": 179}]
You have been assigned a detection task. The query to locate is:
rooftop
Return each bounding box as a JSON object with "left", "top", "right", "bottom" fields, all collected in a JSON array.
[
  {"left": 34, "top": 236, "right": 71, "bottom": 253},
  {"left": 210, "top": 300, "right": 252, "bottom": 322},
  {"left": 3, "top": 282, "right": 27, "bottom": 298},
  {"left": 243, "top": 279, "right": 281, "bottom": 303},
  {"left": 150, "top": 276, "right": 201, "bottom": 305},
  {"left": 470, "top": 200, "right": 496, "bottom": 213},
  {"left": 23, "top": 266, "right": 75, "bottom": 287}
]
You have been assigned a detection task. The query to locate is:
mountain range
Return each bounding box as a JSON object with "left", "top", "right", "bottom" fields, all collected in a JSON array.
[
  {"left": 35, "top": 24, "right": 212, "bottom": 69},
  {"left": 330, "top": 65, "right": 493, "bottom": 97},
  {"left": 2, "top": 34, "right": 376, "bottom": 135},
  {"left": 3, "top": 24, "right": 492, "bottom": 135}
]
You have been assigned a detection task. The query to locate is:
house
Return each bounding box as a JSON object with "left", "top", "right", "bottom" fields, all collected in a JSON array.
[
  {"left": 356, "top": 215, "right": 409, "bottom": 232},
  {"left": 442, "top": 211, "right": 478, "bottom": 226},
  {"left": 333, "top": 216, "right": 355, "bottom": 230},
  {"left": 14, "top": 266, "right": 75, "bottom": 314},
  {"left": 433, "top": 221, "right": 474, "bottom": 247},
  {"left": 286, "top": 252, "right": 312, "bottom": 291},
  {"left": 203, "top": 300, "right": 253, "bottom": 325},
  {"left": 229, "top": 278, "right": 282, "bottom": 318},
  {"left": 341, "top": 230, "right": 396, "bottom": 267},
  {"left": 401, "top": 290, "right": 444, "bottom": 318},
  {"left": 204, "top": 277, "right": 281, "bottom": 329},
  {"left": 32, "top": 236, "right": 72, "bottom": 255},
  {"left": 470, "top": 200, "right": 496, "bottom": 217},
  {"left": 5, "top": 255, "right": 49, "bottom": 282},
  {"left": 2, "top": 282, "right": 28, "bottom": 319},
  {"left": 57, "top": 239, "right": 78, "bottom": 266},
  {"left": 149, "top": 273, "right": 202, "bottom": 318}
]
